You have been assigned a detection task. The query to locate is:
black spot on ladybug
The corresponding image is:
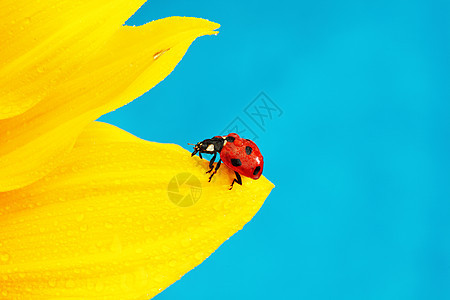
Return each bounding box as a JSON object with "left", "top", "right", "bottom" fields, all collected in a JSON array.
[
  {"left": 226, "top": 136, "right": 235, "bottom": 143},
  {"left": 253, "top": 166, "right": 261, "bottom": 176},
  {"left": 231, "top": 158, "right": 242, "bottom": 167},
  {"left": 245, "top": 146, "right": 253, "bottom": 155}
]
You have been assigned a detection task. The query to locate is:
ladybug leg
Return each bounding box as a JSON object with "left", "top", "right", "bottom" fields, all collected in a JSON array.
[
  {"left": 229, "top": 171, "right": 242, "bottom": 190},
  {"left": 191, "top": 149, "right": 203, "bottom": 159},
  {"left": 206, "top": 152, "right": 217, "bottom": 174},
  {"left": 208, "top": 159, "right": 222, "bottom": 182}
]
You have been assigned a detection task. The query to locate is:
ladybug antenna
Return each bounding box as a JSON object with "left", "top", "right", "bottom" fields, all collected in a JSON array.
[{"left": 187, "top": 143, "right": 195, "bottom": 145}]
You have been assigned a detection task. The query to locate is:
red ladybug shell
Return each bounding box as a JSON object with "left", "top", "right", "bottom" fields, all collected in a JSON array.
[{"left": 219, "top": 133, "right": 264, "bottom": 179}]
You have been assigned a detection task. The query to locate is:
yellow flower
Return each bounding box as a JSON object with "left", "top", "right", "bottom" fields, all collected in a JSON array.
[{"left": 0, "top": 1, "right": 274, "bottom": 299}]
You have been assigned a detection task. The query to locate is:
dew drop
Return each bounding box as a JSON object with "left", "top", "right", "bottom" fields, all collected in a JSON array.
[
  {"left": 213, "top": 203, "right": 222, "bottom": 211},
  {"left": 95, "top": 281, "right": 104, "bottom": 292},
  {"left": 181, "top": 238, "right": 191, "bottom": 247},
  {"left": 154, "top": 274, "right": 164, "bottom": 283},
  {"left": 110, "top": 236, "right": 122, "bottom": 253},
  {"left": 168, "top": 260, "right": 177, "bottom": 267},
  {"left": 48, "top": 279, "right": 57, "bottom": 287},
  {"left": 86, "top": 280, "right": 95, "bottom": 290},
  {"left": 65, "top": 279, "right": 75, "bottom": 288},
  {"left": 223, "top": 201, "right": 231, "bottom": 210},
  {"left": 0, "top": 253, "right": 10, "bottom": 262},
  {"left": 121, "top": 273, "right": 135, "bottom": 291}
]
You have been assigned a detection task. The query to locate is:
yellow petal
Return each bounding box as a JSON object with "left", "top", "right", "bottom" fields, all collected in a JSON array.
[
  {"left": 0, "top": 0, "right": 147, "bottom": 119},
  {"left": 0, "top": 121, "right": 274, "bottom": 299},
  {"left": 0, "top": 17, "right": 219, "bottom": 192}
]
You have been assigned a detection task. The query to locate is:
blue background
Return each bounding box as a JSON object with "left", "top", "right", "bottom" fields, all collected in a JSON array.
[{"left": 99, "top": 1, "right": 450, "bottom": 299}]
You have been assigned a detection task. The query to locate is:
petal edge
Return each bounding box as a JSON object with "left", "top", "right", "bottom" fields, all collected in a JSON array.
[
  {"left": 0, "top": 121, "right": 274, "bottom": 299},
  {"left": 0, "top": 17, "right": 219, "bottom": 192}
]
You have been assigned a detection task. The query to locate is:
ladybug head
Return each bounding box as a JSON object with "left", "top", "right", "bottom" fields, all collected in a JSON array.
[{"left": 190, "top": 137, "right": 225, "bottom": 159}]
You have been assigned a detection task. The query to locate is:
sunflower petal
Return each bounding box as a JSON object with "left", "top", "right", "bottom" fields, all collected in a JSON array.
[
  {"left": 0, "top": 121, "right": 274, "bottom": 299},
  {"left": 0, "top": 17, "right": 219, "bottom": 192},
  {"left": 0, "top": 0, "right": 147, "bottom": 119}
]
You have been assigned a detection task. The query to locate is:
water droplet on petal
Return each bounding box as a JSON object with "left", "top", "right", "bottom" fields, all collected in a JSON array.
[
  {"left": 168, "top": 260, "right": 177, "bottom": 267},
  {"left": 154, "top": 274, "right": 164, "bottom": 283},
  {"left": 65, "top": 280, "right": 75, "bottom": 288},
  {"left": 95, "top": 281, "right": 104, "bottom": 292},
  {"left": 105, "top": 222, "right": 113, "bottom": 229},
  {"left": 195, "top": 252, "right": 204, "bottom": 260},
  {"left": 181, "top": 238, "right": 191, "bottom": 247},
  {"left": 48, "top": 279, "right": 57, "bottom": 287},
  {"left": 0, "top": 253, "right": 10, "bottom": 262}
]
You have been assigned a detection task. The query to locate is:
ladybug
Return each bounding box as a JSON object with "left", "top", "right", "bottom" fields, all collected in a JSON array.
[{"left": 190, "top": 133, "right": 264, "bottom": 189}]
